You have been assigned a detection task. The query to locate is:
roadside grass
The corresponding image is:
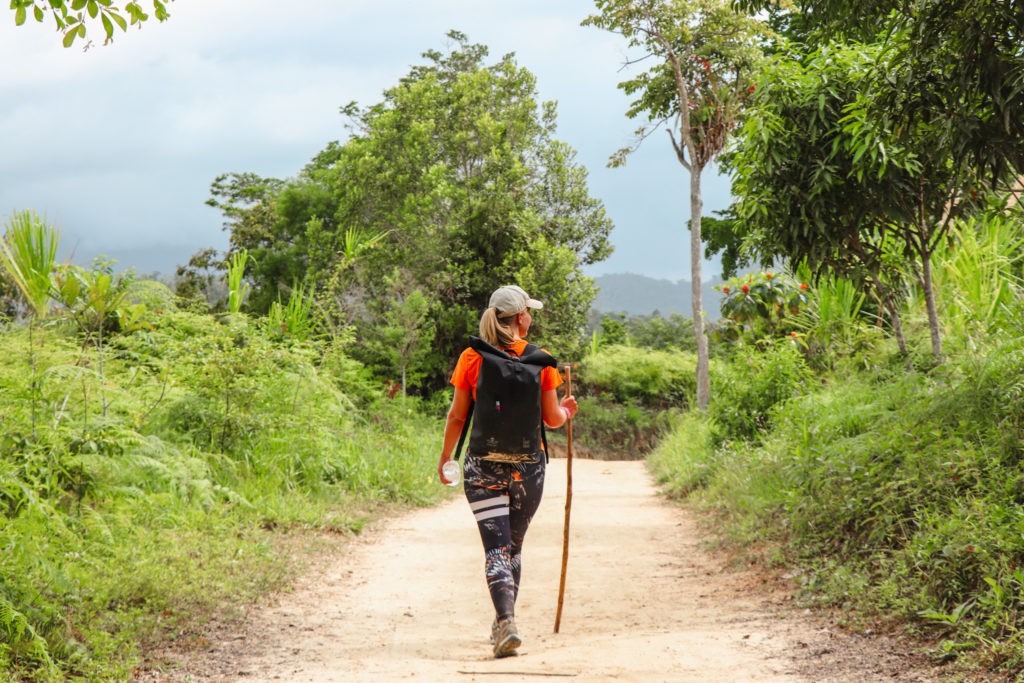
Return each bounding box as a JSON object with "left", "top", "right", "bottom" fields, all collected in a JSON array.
[
  {"left": 646, "top": 212, "right": 1024, "bottom": 677},
  {"left": 649, "top": 329, "right": 1024, "bottom": 676},
  {"left": 0, "top": 309, "right": 447, "bottom": 682}
]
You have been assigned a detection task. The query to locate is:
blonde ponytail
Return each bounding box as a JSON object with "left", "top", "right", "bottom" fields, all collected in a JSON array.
[{"left": 479, "top": 307, "right": 517, "bottom": 348}]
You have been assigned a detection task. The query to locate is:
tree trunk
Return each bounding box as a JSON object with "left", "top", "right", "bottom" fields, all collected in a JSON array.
[
  {"left": 920, "top": 250, "right": 942, "bottom": 360},
  {"left": 690, "top": 165, "right": 710, "bottom": 410},
  {"left": 868, "top": 272, "right": 908, "bottom": 356},
  {"left": 886, "top": 296, "right": 908, "bottom": 356}
]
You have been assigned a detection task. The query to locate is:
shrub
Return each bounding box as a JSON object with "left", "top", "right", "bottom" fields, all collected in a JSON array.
[
  {"left": 715, "top": 270, "right": 809, "bottom": 343},
  {"left": 582, "top": 344, "right": 697, "bottom": 409},
  {"left": 709, "top": 341, "right": 812, "bottom": 444},
  {"left": 569, "top": 345, "right": 695, "bottom": 459}
]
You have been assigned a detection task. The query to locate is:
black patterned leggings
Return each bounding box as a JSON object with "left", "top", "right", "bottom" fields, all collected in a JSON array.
[{"left": 463, "top": 456, "right": 546, "bottom": 622}]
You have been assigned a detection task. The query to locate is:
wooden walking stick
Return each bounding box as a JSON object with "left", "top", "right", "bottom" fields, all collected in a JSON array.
[{"left": 554, "top": 363, "right": 576, "bottom": 634}]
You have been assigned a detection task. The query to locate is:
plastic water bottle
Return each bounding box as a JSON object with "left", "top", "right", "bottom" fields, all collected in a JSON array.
[{"left": 442, "top": 459, "right": 461, "bottom": 487}]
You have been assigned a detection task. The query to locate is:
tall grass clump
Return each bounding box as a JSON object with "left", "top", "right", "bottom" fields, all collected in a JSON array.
[
  {"left": 656, "top": 325, "right": 1024, "bottom": 673},
  {"left": 931, "top": 210, "right": 1024, "bottom": 349},
  {"left": 0, "top": 210, "right": 60, "bottom": 432},
  {"left": 647, "top": 411, "right": 716, "bottom": 497}
]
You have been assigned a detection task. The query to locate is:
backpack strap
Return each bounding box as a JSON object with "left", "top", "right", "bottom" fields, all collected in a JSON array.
[
  {"left": 541, "top": 420, "right": 550, "bottom": 464},
  {"left": 468, "top": 337, "right": 557, "bottom": 369},
  {"left": 453, "top": 397, "right": 474, "bottom": 462},
  {"left": 523, "top": 342, "right": 553, "bottom": 464}
]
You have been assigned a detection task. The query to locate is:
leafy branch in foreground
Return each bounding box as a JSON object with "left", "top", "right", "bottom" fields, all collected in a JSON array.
[{"left": 10, "top": 0, "right": 172, "bottom": 48}]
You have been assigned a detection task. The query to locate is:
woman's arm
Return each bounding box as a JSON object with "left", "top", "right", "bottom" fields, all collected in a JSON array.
[{"left": 437, "top": 387, "right": 473, "bottom": 484}]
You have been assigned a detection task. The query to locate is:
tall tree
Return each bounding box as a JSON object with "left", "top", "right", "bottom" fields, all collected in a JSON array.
[
  {"left": 215, "top": 32, "right": 614, "bottom": 388},
  {"left": 9, "top": 0, "right": 172, "bottom": 48},
  {"left": 583, "top": 0, "right": 770, "bottom": 409}
]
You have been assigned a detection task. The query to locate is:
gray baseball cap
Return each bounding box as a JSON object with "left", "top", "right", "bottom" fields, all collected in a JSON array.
[{"left": 488, "top": 285, "right": 543, "bottom": 317}]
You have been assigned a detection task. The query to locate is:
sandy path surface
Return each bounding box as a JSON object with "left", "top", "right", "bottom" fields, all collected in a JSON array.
[{"left": 140, "top": 459, "right": 949, "bottom": 682}]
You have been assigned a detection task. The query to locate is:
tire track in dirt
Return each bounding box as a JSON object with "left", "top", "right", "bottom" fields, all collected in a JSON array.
[{"left": 138, "top": 459, "right": 949, "bottom": 682}]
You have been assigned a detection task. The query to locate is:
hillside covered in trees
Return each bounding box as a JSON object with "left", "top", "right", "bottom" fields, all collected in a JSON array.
[{"left": 591, "top": 272, "right": 726, "bottom": 319}]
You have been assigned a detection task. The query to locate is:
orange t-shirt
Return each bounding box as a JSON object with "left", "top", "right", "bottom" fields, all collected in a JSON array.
[{"left": 450, "top": 339, "right": 562, "bottom": 399}]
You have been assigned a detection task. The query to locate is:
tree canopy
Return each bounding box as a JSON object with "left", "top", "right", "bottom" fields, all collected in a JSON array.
[
  {"left": 208, "top": 32, "right": 613, "bottom": 389},
  {"left": 734, "top": 0, "right": 1024, "bottom": 186}
]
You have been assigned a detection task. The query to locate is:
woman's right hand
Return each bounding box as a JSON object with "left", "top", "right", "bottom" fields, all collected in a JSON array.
[{"left": 438, "top": 456, "right": 455, "bottom": 485}]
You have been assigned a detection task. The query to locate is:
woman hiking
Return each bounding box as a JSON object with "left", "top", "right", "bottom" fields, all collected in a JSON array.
[{"left": 437, "top": 284, "right": 578, "bottom": 659}]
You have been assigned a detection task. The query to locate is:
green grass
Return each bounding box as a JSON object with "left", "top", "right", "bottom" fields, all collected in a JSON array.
[
  {"left": 0, "top": 308, "right": 448, "bottom": 681},
  {"left": 650, "top": 329, "right": 1024, "bottom": 676}
]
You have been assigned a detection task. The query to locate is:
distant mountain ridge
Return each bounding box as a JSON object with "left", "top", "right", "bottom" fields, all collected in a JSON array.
[
  {"left": 81, "top": 248, "right": 726, "bottom": 321},
  {"left": 591, "top": 272, "right": 724, "bottom": 320}
]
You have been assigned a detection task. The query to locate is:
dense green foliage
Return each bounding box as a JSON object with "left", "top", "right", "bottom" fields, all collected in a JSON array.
[
  {"left": 0, "top": 286, "right": 445, "bottom": 681},
  {"left": 708, "top": 341, "right": 811, "bottom": 445},
  {"left": 735, "top": 0, "right": 1024, "bottom": 184},
  {"left": 205, "top": 33, "right": 612, "bottom": 390},
  {"left": 650, "top": 207, "right": 1024, "bottom": 674},
  {"left": 589, "top": 311, "right": 697, "bottom": 353},
  {"left": 567, "top": 344, "right": 695, "bottom": 459},
  {"left": 727, "top": 39, "right": 989, "bottom": 359}
]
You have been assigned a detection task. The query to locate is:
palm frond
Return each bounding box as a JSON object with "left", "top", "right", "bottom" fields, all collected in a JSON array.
[{"left": 0, "top": 210, "right": 60, "bottom": 319}]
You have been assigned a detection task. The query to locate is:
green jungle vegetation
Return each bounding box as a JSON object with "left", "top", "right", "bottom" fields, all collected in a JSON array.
[
  {"left": 7, "top": 0, "right": 1024, "bottom": 679},
  {"left": 0, "top": 221, "right": 453, "bottom": 680},
  {"left": 0, "top": 35, "right": 620, "bottom": 681},
  {"left": 648, "top": 216, "right": 1024, "bottom": 678}
]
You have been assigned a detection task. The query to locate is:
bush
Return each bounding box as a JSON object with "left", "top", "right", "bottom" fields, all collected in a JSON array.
[
  {"left": 569, "top": 396, "right": 676, "bottom": 458},
  {"left": 582, "top": 344, "right": 697, "bottom": 408},
  {"left": 568, "top": 345, "right": 695, "bottom": 459},
  {"left": 709, "top": 341, "right": 812, "bottom": 444}
]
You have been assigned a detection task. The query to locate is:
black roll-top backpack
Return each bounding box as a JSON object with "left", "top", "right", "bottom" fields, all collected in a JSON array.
[{"left": 454, "top": 336, "right": 558, "bottom": 463}]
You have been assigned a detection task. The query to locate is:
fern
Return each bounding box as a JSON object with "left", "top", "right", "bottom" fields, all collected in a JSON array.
[{"left": 0, "top": 593, "right": 55, "bottom": 671}]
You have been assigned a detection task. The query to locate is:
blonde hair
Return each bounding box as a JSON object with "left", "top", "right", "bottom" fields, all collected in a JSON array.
[{"left": 479, "top": 307, "right": 518, "bottom": 348}]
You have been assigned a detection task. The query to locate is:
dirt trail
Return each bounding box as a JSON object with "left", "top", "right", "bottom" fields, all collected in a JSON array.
[{"left": 140, "top": 459, "right": 949, "bottom": 682}]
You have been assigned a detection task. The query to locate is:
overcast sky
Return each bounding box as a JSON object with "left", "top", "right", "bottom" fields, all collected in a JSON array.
[{"left": 0, "top": 0, "right": 732, "bottom": 282}]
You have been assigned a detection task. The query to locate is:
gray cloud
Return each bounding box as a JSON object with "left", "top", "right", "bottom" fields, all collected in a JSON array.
[{"left": 0, "top": 0, "right": 731, "bottom": 280}]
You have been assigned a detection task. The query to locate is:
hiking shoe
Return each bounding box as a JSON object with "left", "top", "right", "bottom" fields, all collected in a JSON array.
[
  {"left": 489, "top": 619, "right": 499, "bottom": 644},
  {"left": 492, "top": 618, "right": 521, "bottom": 658}
]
